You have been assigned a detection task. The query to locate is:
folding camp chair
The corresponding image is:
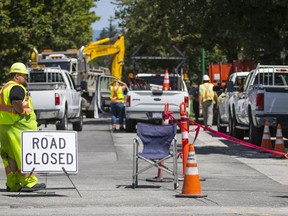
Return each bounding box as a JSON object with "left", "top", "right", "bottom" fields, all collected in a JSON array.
[{"left": 132, "top": 122, "right": 179, "bottom": 189}]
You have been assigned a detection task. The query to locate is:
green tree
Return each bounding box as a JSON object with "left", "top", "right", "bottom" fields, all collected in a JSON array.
[
  {"left": 0, "top": 0, "right": 99, "bottom": 83},
  {"left": 90, "top": 19, "right": 121, "bottom": 69},
  {"left": 98, "top": 18, "right": 119, "bottom": 39},
  {"left": 114, "top": 0, "right": 288, "bottom": 79}
]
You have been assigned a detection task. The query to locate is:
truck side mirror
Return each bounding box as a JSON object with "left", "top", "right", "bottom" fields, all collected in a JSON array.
[{"left": 226, "top": 81, "right": 234, "bottom": 92}]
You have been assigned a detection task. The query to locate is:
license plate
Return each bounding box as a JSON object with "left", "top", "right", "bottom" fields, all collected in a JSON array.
[{"left": 152, "top": 112, "right": 162, "bottom": 119}]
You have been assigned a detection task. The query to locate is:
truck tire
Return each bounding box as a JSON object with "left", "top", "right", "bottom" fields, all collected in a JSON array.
[
  {"left": 56, "top": 111, "right": 68, "bottom": 130},
  {"left": 228, "top": 111, "right": 234, "bottom": 136},
  {"left": 126, "top": 119, "right": 136, "bottom": 132},
  {"left": 73, "top": 109, "right": 83, "bottom": 132},
  {"left": 229, "top": 109, "right": 244, "bottom": 140},
  {"left": 249, "top": 116, "right": 262, "bottom": 145},
  {"left": 217, "top": 111, "right": 227, "bottom": 133}
]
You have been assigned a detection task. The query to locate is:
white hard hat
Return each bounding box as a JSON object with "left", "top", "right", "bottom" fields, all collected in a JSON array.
[{"left": 202, "top": 75, "right": 210, "bottom": 81}]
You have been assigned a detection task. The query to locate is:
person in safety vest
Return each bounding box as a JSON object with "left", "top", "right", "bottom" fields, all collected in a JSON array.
[
  {"left": 0, "top": 62, "right": 46, "bottom": 192},
  {"left": 199, "top": 75, "right": 217, "bottom": 128},
  {"left": 109, "top": 79, "right": 127, "bottom": 132}
]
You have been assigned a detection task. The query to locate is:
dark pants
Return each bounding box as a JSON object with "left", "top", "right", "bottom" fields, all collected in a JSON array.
[
  {"left": 111, "top": 102, "right": 125, "bottom": 125},
  {"left": 193, "top": 100, "right": 199, "bottom": 120}
]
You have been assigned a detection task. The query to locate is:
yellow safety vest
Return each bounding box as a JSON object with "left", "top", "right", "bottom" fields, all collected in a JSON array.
[
  {"left": 199, "top": 83, "right": 215, "bottom": 103},
  {"left": 110, "top": 85, "right": 124, "bottom": 103},
  {"left": 0, "top": 81, "right": 34, "bottom": 125}
]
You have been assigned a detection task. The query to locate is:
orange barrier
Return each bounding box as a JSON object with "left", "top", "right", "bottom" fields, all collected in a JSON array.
[
  {"left": 179, "top": 102, "right": 189, "bottom": 176},
  {"left": 162, "top": 102, "right": 170, "bottom": 125},
  {"left": 274, "top": 124, "right": 285, "bottom": 158},
  {"left": 261, "top": 121, "right": 272, "bottom": 149},
  {"left": 162, "top": 69, "right": 170, "bottom": 90},
  {"left": 176, "top": 143, "right": 207, "bottom": 198}
]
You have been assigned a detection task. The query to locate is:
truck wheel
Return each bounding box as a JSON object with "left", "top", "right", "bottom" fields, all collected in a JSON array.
[
  {"left": 217, "top": 112, "right": 227, "bottom": 133},
  {"left": 126, "top": 119, "right": 136, "bottom": 132},
  {"left": 229, "top": 110, "right": 244, "bottom": 140},
  {"left": 228, "top": 111, "right": 234, "bottom": 136},
  {"left": 56, "top": 112, "right": 68, "bottom": 130},
  {"left": 213, "top": 106, "right": 218, "bottom": 126},
  {"left": 73, "top": 109, "right": 83, "bottom": 132},
  {"left": 249, "top": 118, "right": 262, "bottom": 145}
]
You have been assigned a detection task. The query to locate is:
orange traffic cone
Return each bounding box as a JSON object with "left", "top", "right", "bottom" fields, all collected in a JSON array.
[
  {"left": 274, "top": 124, "right": 285, "bottom": 158},
  {"left": 162, "top": 69, "right": 170, "bottom": 90},
  {"left": 176, "top": 144, "right": 207, "bottom": 198},
  {"left": 261, "top": 121, "right": 272, "bottom": 149}
]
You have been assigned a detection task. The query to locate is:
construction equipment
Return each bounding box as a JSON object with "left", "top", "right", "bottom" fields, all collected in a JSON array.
[
  {"left": 30, "top": 34, "right": 125, "bottom": 118},
  {"left": 83, "top": 34, "right": 125, "bottom": 80}
]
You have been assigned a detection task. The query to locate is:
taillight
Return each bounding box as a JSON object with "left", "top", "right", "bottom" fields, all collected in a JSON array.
[
  {"left": 55, "top": 93, "right": 60, "bottom": 105},
  {"left": 184, "top": 96, "right": 189, "bottom": 107},
  {"left": 126, "top": 95, "right": 131, "bottom": 107},
  {"left": 256, "top": 93, "right": 264, "bottom": 110}
]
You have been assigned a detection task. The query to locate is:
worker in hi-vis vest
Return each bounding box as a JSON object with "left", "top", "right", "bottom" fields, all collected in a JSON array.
[
  {"left": 199, "top": 75, "right": 217, "bottom": 128},
  {"left": 0, "top": 62, "right": 46, "bottom": 192},
  {"left": 109, "top": 79, "right": 127, "bottom": 133}
]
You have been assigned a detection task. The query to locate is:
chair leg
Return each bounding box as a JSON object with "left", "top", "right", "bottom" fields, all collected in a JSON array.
[
  {"left": 132, "top": 139, "right": 139, "bottom": 189},
  {"left": 173, "top": 140, "right": 179, "bottom": 189},
  {"left": 135, "top": 158, "right": 138, "bottom": 187}
]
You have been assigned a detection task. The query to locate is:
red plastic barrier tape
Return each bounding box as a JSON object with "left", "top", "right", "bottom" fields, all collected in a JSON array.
[
  {"left": 168, "top": 113, "right": 288, "bottom": 158},
  {"left": 202, "top": 125, "right": 288, "bottom": 158}
]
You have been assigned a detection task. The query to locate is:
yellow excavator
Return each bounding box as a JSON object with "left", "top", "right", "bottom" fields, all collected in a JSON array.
[{"left": 83, "top": 34, "right": 125, "bottom": 80}]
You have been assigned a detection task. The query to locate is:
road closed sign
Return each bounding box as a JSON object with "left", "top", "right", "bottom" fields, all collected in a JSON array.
[{"left": 21, "top": 130, "right": 78, "bottom": 174}]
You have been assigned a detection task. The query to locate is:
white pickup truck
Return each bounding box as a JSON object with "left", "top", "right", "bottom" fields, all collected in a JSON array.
[
  {"left": 230, "top": 64, "right": 288, "bottom": 145},
  {"left": 28, "top": 67, "right": 83, "bottom": 131},
  {"left": 125, "top": 73, "right": 190, "bottom": 132},
  {"left": 216, "top": 71, "right": 249, "bottom": 133}
]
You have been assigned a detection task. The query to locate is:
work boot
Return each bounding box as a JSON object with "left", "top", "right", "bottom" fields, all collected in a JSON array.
[
  {"left": 6, "top": 186, "right": 21, "bottom": 192},
  {"left": 119, "top": 127, "right": 125, "bottom": 132},
  {"left": 112, "top": 128, "right": 117, "bottom": 133},
  {"left": 21, "top": 183, "right": 46, "bottom": 192}
]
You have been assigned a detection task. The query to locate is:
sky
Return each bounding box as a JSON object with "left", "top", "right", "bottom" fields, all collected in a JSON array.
[{"left": 91, "top": 0, "right": 116, "bottom": 30}]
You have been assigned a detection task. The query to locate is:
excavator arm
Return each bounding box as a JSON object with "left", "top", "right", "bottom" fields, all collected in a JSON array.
[{"left": 83, "top": 34, "right": 125, "bottom": 80}]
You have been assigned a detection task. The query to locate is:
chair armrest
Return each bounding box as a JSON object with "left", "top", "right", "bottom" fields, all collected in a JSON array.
[{"left": 133, "top": 138, "right": 140, "bottom": 155}]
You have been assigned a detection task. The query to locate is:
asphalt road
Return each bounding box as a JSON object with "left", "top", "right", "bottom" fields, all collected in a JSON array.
[{"left": 0, "top": 118, "right": 288, "bottom": 215}]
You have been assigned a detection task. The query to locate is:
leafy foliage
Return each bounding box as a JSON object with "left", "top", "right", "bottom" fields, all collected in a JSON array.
[
  {"left": 0, "top": 0, "right": 98, "bottom": 83},
  {"left": 114, "top": 0, "right": 288, "bottom": 79}
]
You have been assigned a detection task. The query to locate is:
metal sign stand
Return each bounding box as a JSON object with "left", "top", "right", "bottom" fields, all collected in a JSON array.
[{"left": 17, "top": 167, "right": 82, "bottom": 198}]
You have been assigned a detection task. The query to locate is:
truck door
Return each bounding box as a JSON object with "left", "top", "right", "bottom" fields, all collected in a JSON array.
[
  {"left": 96, "top": 75, "right": 119, "bottom": 115},
  {"left": 66, "top": 72, "right": 81, "bottom": 117}
]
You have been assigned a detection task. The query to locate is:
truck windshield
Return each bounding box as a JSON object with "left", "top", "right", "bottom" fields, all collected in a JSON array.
[
  {"left": 39, "top": 62, "right": 70, "bottom": 71},
  {"left": 29, "top": 72, "right": 64, "bottom": 83}
]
